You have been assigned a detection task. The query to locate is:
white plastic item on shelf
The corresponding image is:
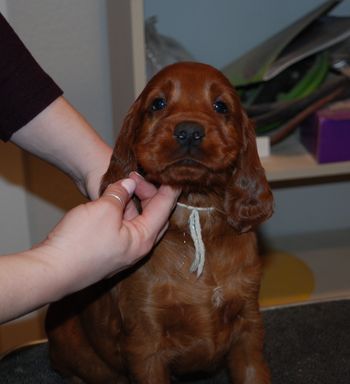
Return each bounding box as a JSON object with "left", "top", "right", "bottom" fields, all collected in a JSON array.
[{"left": 257, "top": 136, "right": 271, "bottom": 158}]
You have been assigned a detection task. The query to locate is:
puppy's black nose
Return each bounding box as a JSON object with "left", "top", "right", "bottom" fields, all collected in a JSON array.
[{"left": 174, "top": 122, "right": 205, "bottom": 147}]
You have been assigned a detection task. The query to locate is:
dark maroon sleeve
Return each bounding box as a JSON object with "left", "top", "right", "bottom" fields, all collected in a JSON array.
[{"left": 0, "top": 13, "right": 63, "bottom": 141}]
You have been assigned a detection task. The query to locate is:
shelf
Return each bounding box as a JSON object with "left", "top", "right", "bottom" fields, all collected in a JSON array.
[
  {"left": 261, "top": 133, "right": 350, "bottom": 183},
  {"left": 260, "top": 228, "right": 350, "bottom": 307}
]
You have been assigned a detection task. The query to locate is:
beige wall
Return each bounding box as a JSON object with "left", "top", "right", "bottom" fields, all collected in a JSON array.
[{"left": 0, "top": 144, "right": 30, "bottom": 254}]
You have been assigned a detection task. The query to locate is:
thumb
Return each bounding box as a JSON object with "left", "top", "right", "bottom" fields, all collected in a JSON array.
[
  {"left": 101, "top": 178, "right": 136, "bottom": 219},
  {"left": 136, "top": 185, "right": 181, "bottom": 235}
]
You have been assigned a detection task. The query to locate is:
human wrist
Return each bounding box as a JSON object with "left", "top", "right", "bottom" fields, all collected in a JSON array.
[
  {"left": 81, "top": 145, "right": 113, "bottom": 200},
  {"left": 11, "top": 96, "right": 112, "bottom": 200}
]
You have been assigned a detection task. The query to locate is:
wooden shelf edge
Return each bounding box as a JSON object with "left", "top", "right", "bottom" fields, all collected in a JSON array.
[
  {"left": 260, "top": 133, "right": 350, "bottom": 183},
  {"left": 262, "top": 154, "right": 350, "bottom": 183}
]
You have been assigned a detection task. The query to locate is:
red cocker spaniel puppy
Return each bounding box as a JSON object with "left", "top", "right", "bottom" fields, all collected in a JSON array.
[{"left": 46, "top": 62, "right": 273, "bottom": 384}]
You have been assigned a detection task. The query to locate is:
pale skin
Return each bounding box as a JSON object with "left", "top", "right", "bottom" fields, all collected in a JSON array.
[
  {"left": 11, "top": 96, "right": 113, "bottom": 200},
  {"left": 0, "top": 96, "right": 180, "bottom": 324}
]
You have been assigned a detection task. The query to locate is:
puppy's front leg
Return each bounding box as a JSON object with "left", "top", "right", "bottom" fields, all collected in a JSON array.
[{"left": 227, "top": 311, "right": 270, "bottom": 384}]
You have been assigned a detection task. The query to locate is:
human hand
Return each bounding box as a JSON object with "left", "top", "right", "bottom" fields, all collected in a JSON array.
[
  {"left": 41, "top": 174, "right": 181, "bottom": 295},
  {"left": 0, "top": 174, "right": 180, "bottom": 323}
]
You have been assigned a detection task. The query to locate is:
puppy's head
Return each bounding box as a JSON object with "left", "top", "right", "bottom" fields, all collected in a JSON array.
[{"left": 102, "top": 62, "right": 273, "bottom": 230}]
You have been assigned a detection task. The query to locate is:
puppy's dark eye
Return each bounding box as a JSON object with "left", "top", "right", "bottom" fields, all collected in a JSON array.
[
  {"left": 213, "top": 100, "right": 228, "bottom": 114},
  {"left": 151, "top": 97, "right": 167, "bottom": 111}
]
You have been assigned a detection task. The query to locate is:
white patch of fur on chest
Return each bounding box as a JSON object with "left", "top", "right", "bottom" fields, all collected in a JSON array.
[
  {"left": 211, "top": 286, "right": 224, "bottom": 308},
  {"left": 245, "top": 365, "right": 257, "bottom": 382}
]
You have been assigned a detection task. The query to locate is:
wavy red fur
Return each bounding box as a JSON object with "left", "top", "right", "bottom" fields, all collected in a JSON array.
[{"left": 46, "top": 62, "right": 273, "bottom": 384}]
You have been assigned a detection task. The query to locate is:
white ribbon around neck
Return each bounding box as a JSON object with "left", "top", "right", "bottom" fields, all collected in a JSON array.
[{"left": 177, "top": 202, "right": 215, "bottom": 278}]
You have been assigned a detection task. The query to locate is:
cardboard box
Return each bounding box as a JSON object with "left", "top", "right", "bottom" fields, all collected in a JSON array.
[{"left": 300, "top": 108, "right": 350, "bottom": 163}]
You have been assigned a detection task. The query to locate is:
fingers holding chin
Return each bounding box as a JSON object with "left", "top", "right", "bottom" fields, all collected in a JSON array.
[{"left": 129, "top": 171, "right": 158, "bottom": 200}]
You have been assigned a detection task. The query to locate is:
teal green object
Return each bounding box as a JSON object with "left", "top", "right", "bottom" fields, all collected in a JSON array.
[
  {"left": 277, "top": 53, "right": 329, "bottom": 102},
  {"left": 253, "top": 53, "right": 330, "bottom": 135}
]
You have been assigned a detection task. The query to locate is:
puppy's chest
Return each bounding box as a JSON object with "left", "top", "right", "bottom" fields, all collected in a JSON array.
[
  {"left": 142, "top": 240, "right": 247, "bottom": 334},
  {"left": 120, "top": 218, "right": 255, "bottom": 344}
]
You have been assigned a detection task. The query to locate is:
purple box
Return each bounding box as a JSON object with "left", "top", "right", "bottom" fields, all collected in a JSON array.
[{"left": 300, "top": 108, "right": 350, "bottom": 163}]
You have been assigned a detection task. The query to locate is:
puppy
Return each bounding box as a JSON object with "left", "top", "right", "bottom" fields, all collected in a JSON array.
[{"left": 46, "top": 62, "right": 273, "bottom": 384}]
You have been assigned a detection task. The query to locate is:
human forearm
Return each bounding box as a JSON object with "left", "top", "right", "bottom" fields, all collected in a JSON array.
[
  {"left": 0, "top": 247, "right": 74, "bottom": 323},
  {"left": 0, "top": 241, "right": 113, "bottom": 323},
  {"left": 11, "top": 96, "right": 113, "bottom": 199}
]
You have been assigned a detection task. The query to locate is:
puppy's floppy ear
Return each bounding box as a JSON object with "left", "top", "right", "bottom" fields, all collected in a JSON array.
[
  {"left": 225, "top": 109, "right": 273, "bottom": 233},
  {"left": 100, "top": 97, "right": 142, "bottom": 195}
]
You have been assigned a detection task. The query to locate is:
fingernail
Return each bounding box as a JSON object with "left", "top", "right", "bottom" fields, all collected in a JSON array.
[
  {"left": 174, "top": 187, "right": 182, "bottom": 197},
  {"left": 121, "top": 178, "right": 136, "bottom": 195},
  {"left": 163, "top": 185, "right": 182, "bottom": 197}
]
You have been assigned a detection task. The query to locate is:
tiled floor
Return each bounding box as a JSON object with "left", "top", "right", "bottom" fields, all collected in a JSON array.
[{"left": 260, "top": 228, "right": 350, "bottom": 307}]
